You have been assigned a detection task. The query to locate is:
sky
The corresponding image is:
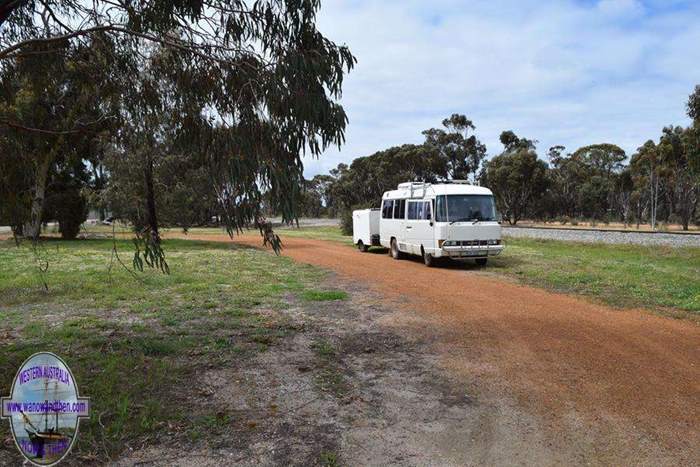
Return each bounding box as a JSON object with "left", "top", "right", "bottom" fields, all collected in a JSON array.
[{"left": 303, "top": 0, "right": 700, "bottom": 177}]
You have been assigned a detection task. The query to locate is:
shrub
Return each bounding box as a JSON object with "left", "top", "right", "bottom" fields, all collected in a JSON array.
[{"left": 340, "top": 209, "right": 353, "bottom": 236}]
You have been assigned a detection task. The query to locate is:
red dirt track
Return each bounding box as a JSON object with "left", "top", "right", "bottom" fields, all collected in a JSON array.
[{"left": 188, "top": 234, "right": 700, "bottom": 463}]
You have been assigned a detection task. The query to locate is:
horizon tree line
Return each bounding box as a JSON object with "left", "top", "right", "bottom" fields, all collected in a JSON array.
[{"left": 302, "top": 86, "right": 700, "bottom": 232}]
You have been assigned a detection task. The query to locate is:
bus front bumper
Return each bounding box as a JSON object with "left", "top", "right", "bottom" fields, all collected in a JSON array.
[{"left": 438, "top": 244, "right": 504, "bottom": 259}]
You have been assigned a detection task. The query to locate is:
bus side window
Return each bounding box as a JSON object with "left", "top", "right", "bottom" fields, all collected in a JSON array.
[
  {"left": 407, "top": 202, "right": 417, "bottom": 219},
  {"left": 397, "top": 199, "right": 406, "bottom": 219},
  {"left": 424, "top": 201, "right": 432, "bottom": 220},
  {"left": 382, "top": 200, "right": 393, "bottom": 219}
]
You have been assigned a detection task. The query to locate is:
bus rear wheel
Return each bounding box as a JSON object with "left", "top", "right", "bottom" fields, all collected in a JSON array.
[
  {"left": 357, "top": 240, "right": 369, "bottom": 252},
  {"left": 390, "top": 238, "right": 403, "bottom": 260},
  {"left": 475, "top": 258, "right": 488, "bottom": 266}
]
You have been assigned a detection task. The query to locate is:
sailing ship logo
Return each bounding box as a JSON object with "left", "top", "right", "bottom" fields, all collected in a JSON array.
[{"left": 1, "top": 352, "right": 89, "bottom": 466}]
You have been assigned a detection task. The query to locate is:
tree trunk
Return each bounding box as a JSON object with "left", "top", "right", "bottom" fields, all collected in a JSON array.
[
  {"left": 144, "top": 154, "right": 160, "bottom": 242},
  {"left": 509, "top": 213, "right": 517, "bottom": 225},
  {"left": 678, "top": 179, "right": 697, "bottom": 231},
  {"left": 650, "top": 174, "right": 659, "bottom": 231},
  {"left": 23, "top": 155, "right": 51, "bottom": 240}
]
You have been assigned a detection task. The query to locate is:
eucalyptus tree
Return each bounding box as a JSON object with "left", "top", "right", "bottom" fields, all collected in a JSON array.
[
  {"left": 657, "top": 126, "right": 699, "bottom": 230},
  {"left": 688, "top": 85, "right": 700, "bottom": 125},
  {"left": 422, "top": 114, "right": 487, "bottom": 182},
  {"left": 299, "top": 174, "right": 335, "bottom": 218},
  {"left": 630, "top": 140, "right": 662, "bottom": 229},
  {"left": 570, "top": 144, "right": 626, "bottom": 178},
  {"left": 330, "top": 144, "right": 448, "bottom": 210},
  {"left": 546, "top": 145, "right": 585, "bottom": 219},
  {"left": 104, "top": 45, "right": 218, "bottom": 236},
  {"left": 615, "top": 168, "right": 635, "bottom": 227},
  {"left": 569, "top": 144, "right": 626, "bottom": 220},
  {"left": 0, "top": 142, "right": 31, "bottom": 238},
  {"left": 480, "top": 131, "right": 548, "bottom": 225},
  {"left": 1, "top": 1, "right": 355, "bottom": 252},
  {"left": 0, "top": 37, "right": 119, "bottom": 239}
]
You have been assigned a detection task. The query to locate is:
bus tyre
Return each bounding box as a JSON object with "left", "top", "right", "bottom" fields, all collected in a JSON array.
[
  {"left": 390, "top": 239, "right": 402, "bottom": 260},
  {"left": 358, "top": 240, "right": 369, "bottom": 252},
  {"left": 423, "top": 251, "right": 436, "bottom": 267},
  {"left": 475, "top": 258, "right": 488, "bottom": 267}
]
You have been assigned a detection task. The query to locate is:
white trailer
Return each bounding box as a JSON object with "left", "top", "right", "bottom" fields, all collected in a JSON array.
[
  {"left": 352, "top": 208, "right": 381, "bottom": 252},
  {"left": 352, "top": 181, "right": 504, "bottom": 267}
]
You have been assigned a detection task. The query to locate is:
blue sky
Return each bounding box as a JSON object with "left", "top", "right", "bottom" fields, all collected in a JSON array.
[{"left": 304, "top": 0, "right": 700, "bottom": 177}]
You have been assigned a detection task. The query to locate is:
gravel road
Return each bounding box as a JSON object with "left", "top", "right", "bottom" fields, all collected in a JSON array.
[{"left": 503, "top": 226, "right": 700, "bottom": 248}]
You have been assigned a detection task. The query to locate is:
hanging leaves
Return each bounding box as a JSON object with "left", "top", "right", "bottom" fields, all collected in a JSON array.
[
  {"left": 132, "top": 229, "right": 170, "bottom": 275},
  {"left": 1, "top": 1, "right": 355, "bottom": 260}
]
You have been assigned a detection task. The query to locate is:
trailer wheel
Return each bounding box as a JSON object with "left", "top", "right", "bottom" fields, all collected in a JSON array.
[
  {"left": 357, "top": 240, "right": 369, "bottom": 252},
  {"left": 390, "top": 238, "right": 403, "bottom": 260},
  {"left": 475, "top": 258, "right": 488, "bottom": 266}
]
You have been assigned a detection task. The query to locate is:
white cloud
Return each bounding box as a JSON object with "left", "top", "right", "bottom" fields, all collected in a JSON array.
[{"left": 305, "top": 0, "right": 700, "bottom": 176}]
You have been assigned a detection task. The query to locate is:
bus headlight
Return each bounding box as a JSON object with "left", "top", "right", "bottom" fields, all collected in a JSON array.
[{"left": 487, "top": 239, "right": 501, "bottom": 245}]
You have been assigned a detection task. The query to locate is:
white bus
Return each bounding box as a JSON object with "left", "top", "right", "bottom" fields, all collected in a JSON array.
[{"left": 353, "top": 181, "right": 504, "bottom": 267}]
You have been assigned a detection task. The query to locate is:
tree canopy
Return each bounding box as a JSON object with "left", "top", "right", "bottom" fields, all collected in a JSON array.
[
  {"left": 481, "top": 131, "right": 548, "bottom": 225},
  {"left": 0, "top": 0, "right": 356, "bottom": 255},
  {"left": 422, "top": 114, "right": 486, "bottom": 182}
]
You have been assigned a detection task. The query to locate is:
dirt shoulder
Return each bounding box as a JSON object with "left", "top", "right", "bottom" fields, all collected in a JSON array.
[
  {"left": 181, "top": 233, "right": 700, "bottom": 465},
  {"left": 117, "top": 276, "right": 538, "bottom": 466}
]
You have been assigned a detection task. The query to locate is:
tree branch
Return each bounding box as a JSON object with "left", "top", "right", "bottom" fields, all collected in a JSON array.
[
  {"left": 0, "top": 23, "right": 263, "bottom": 69},
  {"left": 0, "top": 0, "right": 27, "bottom": 26},
  {"left": 0, "top": 25, "right": 116, "bottom": 59},
  {"left": 0, "top": 115, "right": 112, "bottom": 135}
]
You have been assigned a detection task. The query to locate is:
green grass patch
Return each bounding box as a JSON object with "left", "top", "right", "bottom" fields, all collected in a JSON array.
[
  {"left": 0, "top": 236, "right": 330, "bottom": 460},
  {"left": 320, "top": 451, "right": 340, "bottom": 467},
  {"left": 277, "top": 225, "right": 353, "bottom": 245},
  {"left": 302, "top": 290, "right": 348, "bottom": 301},
  {"left": 311, "top": 339, "right": 337, "bottom": 359},
  {"left": 490, "top": 237, "right": 700, "bottom": 314}
]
